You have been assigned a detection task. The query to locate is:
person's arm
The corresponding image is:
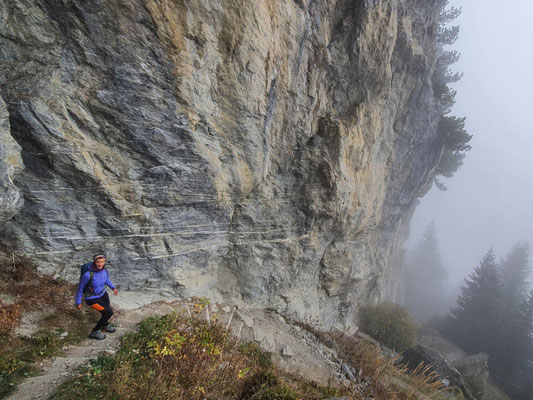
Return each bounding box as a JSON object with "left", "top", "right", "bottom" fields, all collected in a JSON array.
[
  {"left": 105, "top": 270, "right": 118, "bottom": 295},
  {"left": 75, "top": 272, "right": 90, "bottom": 306},
  {"left": 105, "top": 270, "right": 116, "bottom": 290}
]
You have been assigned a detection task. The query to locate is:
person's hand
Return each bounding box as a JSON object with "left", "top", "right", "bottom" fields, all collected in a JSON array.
[
  {"left": 76, "top": 304, "right": 82, "bottom": 310},
  {"left": 113, "top": 288, "right": 119, "bottom": 296}
]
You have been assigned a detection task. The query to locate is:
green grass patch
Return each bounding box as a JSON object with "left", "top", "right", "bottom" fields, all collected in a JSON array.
[{"left": 0, "top": 257, "right": 97, "bottom": 399}]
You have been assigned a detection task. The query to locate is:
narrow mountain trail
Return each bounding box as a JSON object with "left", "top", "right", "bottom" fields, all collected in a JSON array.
[{"left": 8, "top": 296, "right": 343, "bottom": 400}]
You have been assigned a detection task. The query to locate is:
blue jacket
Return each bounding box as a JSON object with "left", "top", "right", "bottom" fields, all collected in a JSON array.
[{"left": 75, "top": 263, "right": 116, "bottom": 306}]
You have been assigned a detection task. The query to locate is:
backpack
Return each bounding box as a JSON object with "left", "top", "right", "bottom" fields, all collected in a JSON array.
[{"left": 80, "top": 262, "right": 95, "bottom": 297}]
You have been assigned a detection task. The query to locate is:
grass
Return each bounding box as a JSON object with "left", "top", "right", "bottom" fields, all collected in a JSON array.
[
  {"left": 332, "top": 331, "right": 465, "bottom": 399},
  {"left": 0, "top": 256, "right": 98, "bottom": 399},
  {"left": 50, "top": 311, "right": 342, "bottom": 400},
  {"left": 49, "top": 306, "right": 468, "bottom": 400}
]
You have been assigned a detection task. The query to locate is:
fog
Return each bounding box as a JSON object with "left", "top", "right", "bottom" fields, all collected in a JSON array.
[{"left": 407, "top": 0, "right": 533, "bottom": 289}]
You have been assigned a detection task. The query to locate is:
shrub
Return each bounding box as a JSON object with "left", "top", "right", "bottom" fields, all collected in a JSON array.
[{"left": 359, "top": 303, "right": 417, "bottom": 352}]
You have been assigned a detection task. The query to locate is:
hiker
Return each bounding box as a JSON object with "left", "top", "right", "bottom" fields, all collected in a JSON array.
[{"left": 75, "top": 253, "right": 119, "bottom": 340}]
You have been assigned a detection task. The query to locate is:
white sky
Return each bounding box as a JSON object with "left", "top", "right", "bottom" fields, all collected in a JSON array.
[{"left": 407, "top": 0, "right": 533, "bottom": 287}]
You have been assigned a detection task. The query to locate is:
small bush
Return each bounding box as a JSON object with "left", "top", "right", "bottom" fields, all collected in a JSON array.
[{"left": 359, "top": 303, "right": 417, "bottom": 352}]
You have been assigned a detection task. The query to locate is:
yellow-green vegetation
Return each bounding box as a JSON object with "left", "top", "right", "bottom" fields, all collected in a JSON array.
[
  {"left": 359, "top": 302, "right": 417, "bottom": 352},
  {"left": 50, "top": 312, "right": 340, "bottom": 400},
  {"left": 0, "top": 258, "right": 97, "bottom": 399},
  {"left": 50, "top": 307, "right": 468, "bottom": 400}
]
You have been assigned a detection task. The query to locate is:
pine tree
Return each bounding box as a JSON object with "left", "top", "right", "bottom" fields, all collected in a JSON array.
[
  {"left": 492, "top": 243, "right": 532, "bottom": 398},
  {"left": 440, "top": 244, "right": 533, "bottom": 399},
  {"left": 404, "top": 222, "right": 448, "bottom": 321},
  {"left": 522, "top": 291, "right": 533, "bottom": 398},
  {"left": 500, "top": 242, "right": 531, "bottom": 309},
  {"left": 443, "top": 248, "right": 502, "bottom": 354},
  {"left": 432, "top": 1, "right": 472, "bottom": 186}
]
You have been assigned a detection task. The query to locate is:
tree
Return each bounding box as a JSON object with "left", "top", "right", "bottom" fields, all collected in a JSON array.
[
  {"left": 500, "top": 242, "right": 531, "bottom": 308},
  {"left": 522, "top": 291, "right": 533, "bottom": 398},
  {"left": 443, "top": 248, "right": 502, "bottom": 354},
  {"left": 431, "top": 3, "right": 472, "bottom": 186},
  {"left": 491, "top": 243, "right": 532, "bottom": 398},
  {"left": 436, "top": 1, "right": 461, "bottom": 46},
  {"left": 439, "top": 4, "right": 462, "bottom": 25},
  {"left": 435, "top": 116, "right": 472, "bottom": 179},
  {"left": 439, "top": 244, "right": 533, "bottom": 399},
  {"left": 404, "top": 222, "right": 448, "bottom": 321},
  {"left": 492, "top": 291, "right": 533, "bottom": 398},
  {"left": 437, "top": 25, "right": 460, "bottom": 46}
]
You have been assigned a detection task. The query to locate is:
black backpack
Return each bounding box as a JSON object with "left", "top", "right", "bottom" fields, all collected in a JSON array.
[{"left": 80, "top": 262, "right": 95, "bottom": 297}]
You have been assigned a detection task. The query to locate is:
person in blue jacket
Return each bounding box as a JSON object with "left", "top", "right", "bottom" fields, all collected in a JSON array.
[{"left": 75, "top": 253, "right": 119, "bottom": 340}]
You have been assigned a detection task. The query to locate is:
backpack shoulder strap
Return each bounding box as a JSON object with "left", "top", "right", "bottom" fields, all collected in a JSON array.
[{"left": 82, "top": 269, "right": 95, "bottom": 296}]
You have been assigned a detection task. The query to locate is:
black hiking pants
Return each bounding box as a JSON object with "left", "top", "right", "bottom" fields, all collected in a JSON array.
[{"left": 86, "top": 292, "right": 114, "bottom": 331}]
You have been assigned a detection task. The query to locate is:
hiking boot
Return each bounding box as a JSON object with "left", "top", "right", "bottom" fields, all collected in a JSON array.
[
  {"left": 88, "top": 330, "right": 106, "bottom": 340},
  {"left": 102, "top": 325, "right": 116, "bottom": 333}
]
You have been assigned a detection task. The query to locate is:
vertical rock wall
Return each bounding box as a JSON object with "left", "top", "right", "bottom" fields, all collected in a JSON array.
[{"left": 0, "top": 0, "right": 442, "bottom": 328}]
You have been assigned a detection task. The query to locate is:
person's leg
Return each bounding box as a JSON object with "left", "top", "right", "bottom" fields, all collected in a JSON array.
[
  {"left": 86, "top": 295, "right": 114, "bottom": 334},
  {"left": 98, "top": 292, "right": 116, "bottom": 331},
  {"left": 101, "top": 291, "right": 111, "bottom": 307}
]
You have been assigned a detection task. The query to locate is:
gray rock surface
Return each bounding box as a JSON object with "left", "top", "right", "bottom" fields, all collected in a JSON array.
[
  {"left": 0, "top": 95, "right": 24, "bottom": 222},
  {"left": 0, "top": 0, "right": 443, "bottom": 328}
]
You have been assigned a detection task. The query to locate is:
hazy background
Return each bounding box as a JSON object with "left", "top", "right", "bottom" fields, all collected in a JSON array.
[{"left": 407, "top": 0, "right": 533, "bottom": 289}]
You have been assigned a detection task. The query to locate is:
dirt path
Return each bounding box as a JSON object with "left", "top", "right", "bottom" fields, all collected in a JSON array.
[{"left": 8, "top": 296, "right": 344, "bottom": 400}]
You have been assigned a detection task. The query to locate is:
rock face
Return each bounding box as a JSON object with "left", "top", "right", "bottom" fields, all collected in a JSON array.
[
  {"left": 0, "top": 96, "right": 24, "bottom": 222},
  {"left": 0, "top": 0, "right": 443, "bottom": 328}
]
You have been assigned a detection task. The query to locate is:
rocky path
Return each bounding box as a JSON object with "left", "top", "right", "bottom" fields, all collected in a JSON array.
[{"left": 8, "top": 295, "right": 344, "bottom": 400}]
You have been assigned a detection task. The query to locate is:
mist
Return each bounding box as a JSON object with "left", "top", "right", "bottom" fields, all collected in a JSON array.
[
  {"left": 403, "top": 3, "right": 533, "bottom": 395},
  {"left": 407, "top": 0, "right": 533, "bottom": 290}
]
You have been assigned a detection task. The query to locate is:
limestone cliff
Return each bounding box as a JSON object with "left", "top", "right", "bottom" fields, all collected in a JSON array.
[{"left": 0, "top": 0, "right": 443, "bottom": 328}]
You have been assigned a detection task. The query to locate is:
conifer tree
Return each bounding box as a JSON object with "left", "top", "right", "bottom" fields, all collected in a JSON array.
[
  {"left": 522, "top": 291, "right": 533, "bottom": 398},
  {"left": 441, "top": 244, "right": 533, "bottom": 398},
  {"left": 432, "top": 1, "right": 471, "bottom": 186},
  {"left": 404, "top": 222, "right": 448, "bottom": 321},
  {"left": 500, "top": 242, "right": 531, "bottom": 309},
  {"left": 492, "top": 243, "right": 532, "bottom": 397},
  {"left": 444, "top": 248, "right": 502, "bottom": 354}
]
